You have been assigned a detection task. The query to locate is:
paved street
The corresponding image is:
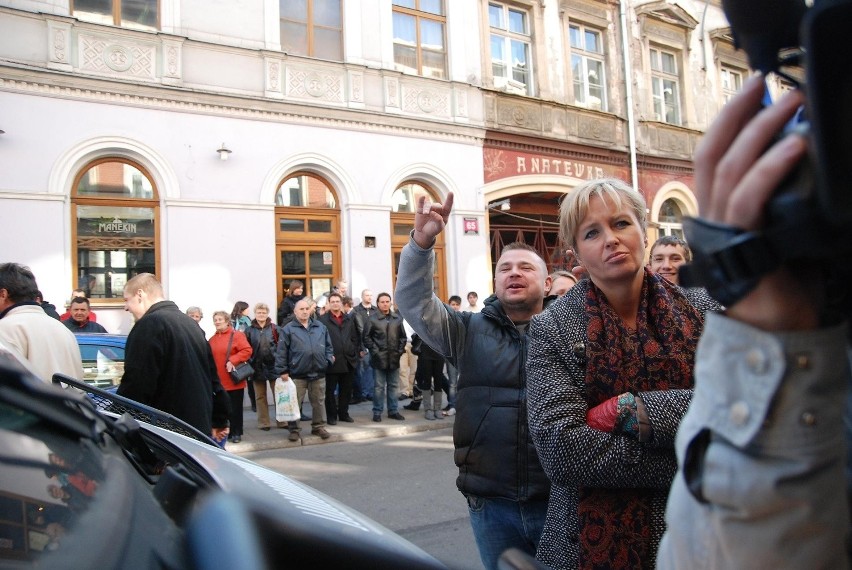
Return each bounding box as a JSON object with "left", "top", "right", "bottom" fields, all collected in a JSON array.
[{"left": 239, "top": 428, "right": 484, "bottom": 570}]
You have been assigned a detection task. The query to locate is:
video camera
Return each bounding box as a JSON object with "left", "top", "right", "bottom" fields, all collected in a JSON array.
[{"left": 680, "top": 0, "right": 852, "bottom": 321}]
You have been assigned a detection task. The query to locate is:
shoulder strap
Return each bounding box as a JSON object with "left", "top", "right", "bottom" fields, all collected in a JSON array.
[{"left": 225, "top": 330, "right": 234, "bottom": 358}]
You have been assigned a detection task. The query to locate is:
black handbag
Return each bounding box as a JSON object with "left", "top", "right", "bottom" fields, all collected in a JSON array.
[{"left": 225, "top": 331, "right": 254, "bottom": 382}]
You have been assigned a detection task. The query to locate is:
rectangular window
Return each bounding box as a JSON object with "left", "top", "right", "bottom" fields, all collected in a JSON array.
[
  {"left": 72, "top": 0, "right": 159, "bottom": 31},
  {"left": 720, "top": 66, "right": 744, "bottom": 104},
  {"left": 569, "top": 23, "right": 606, "bottom": 111},
  {"left": 75, "top": 205, "right": 156, "bottom": 299},
  {"left": 392, "top": 1, "right": 447, "bottom": 79},
  {"left": 489, "top": 2, "right": 532, "bottom": 96},
  {"left": 280, "top": 0, "right": 343, "bottom": 61},
  {"left": 650, "top": 47, "right": 681, "bottom": 125}
]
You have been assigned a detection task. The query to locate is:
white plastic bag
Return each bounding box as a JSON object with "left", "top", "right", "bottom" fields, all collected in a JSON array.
[{"left": 274, "top": 377, "right": 300, "bottom": 423}]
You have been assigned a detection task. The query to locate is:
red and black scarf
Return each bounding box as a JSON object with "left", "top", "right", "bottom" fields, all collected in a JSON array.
[{"left": 578, "top": 269, "right": 704, "bottom": 569}]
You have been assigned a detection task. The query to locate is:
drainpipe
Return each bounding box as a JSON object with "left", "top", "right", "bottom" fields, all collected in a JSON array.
[{"left": 620, "top": 0, "right": 639, "bottom": 191}]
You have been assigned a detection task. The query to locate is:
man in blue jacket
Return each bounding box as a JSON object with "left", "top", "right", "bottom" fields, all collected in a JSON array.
[{"left": 274, "top": 298, "right": 334, "bottom": 442}]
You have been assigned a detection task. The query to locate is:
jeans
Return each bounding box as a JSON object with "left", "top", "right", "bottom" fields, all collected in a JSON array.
[
  {"left": 355, "top": 353, "right": 374, "bottom": 399},
  {"left": 446, "top": 363, "right": 459, "bottom": 408},
  {"left": 372, "top": 368, "right": 400, "bottom": 415},
  {"left": 466, "top": 495, "right": 548, "bottom": 570}
]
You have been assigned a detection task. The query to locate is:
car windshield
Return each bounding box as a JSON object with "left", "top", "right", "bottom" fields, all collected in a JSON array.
[{"left": 0, "top": 403, "right": 105, "bottom": 563}]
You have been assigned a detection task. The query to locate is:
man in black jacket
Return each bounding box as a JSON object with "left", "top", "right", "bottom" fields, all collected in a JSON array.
[
  {"left": 117, "top": 273, "right": 230, "bottom": 440},
  {"left": 395, "top": 194, "right": 552, "bottom": 570},
  {"left": 350, "top": 289, "right": 376, "bottom": 402},
  {"left": 318, "top": 292, "right": 360, "bottom": 424},
  {"left": 362, "top": 292, "right": 406, "bottom": 423}
]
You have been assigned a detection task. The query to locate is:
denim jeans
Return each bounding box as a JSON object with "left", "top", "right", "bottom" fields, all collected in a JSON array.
[
  {"left": 466, "top": 495, "right": 548, "bottom": 570},
  {"left": 446, "top": 363, "right": 459, "bottom": 407},
  {"left": 355, "top": 353, "right": 374, "bottom": 398},
  {"left": 372, "top": 368, "right": 400, "bottom": 415}
]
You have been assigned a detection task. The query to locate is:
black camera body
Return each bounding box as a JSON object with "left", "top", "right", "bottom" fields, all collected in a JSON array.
[{"left": 681, "top": 0, "right": 852, "bottom": 321}]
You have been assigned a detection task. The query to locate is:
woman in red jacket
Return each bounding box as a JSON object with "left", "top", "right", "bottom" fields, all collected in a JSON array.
[{"left": 209, "top": 310, "right": 253, "bottom": 443}]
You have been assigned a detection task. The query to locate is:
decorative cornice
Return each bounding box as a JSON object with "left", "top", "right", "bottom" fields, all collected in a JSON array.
[{"left": 0, "top": 65, "right": 485, "bottom": 147}]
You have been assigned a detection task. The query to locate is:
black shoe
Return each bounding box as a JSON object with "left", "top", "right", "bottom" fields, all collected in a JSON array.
[
  {"left": 398, "top": 393, "right": 410, "bottom": 400},
  {"left": 372, "top": 413, "right": 382, "bottom": 422},
  {"left": 232, "top": 435, "right": 241, "bottom": 443},
  {"left": 300, "top": 414, "right": 311, "bottom": 422},
  {"left": 403, "top": 401, "right": 421, "bottom": 411},
  {"left": 259, "top": 427, "right": 270, "bottom": 431},
  {"left": 327, "top": 418, "right": 338, "bottom": 425},
  {"left": 251, "top": 406, "right": 257, "bottom": 412},
  {"left": 339, "top": 415, "right": 354, "bottom": 423},
  {"left": 388, "top": 413, "right": 405, "bottom": 421}
]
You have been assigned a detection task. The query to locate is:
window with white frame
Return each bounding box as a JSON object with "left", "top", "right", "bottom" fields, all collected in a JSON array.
[
  {"left": 72, "top": 0, "right": 159, "bottom": 31},
  {"left": 569, "top": 23, "right": 606, "bottom": 111},
  {"left": 488, "top": 2, "right": 532, "bottom": 96},
  {"left": 720, "top": 65, "right": 744, "bottom": 104},
  {"left": 392, "top": 1, "right": 447, "bottom": 79},
  {"left": 280, "top": 0, "right": 343, "bottom": 61},
  {"left": 650, "top": 47, "right": 681, "bottom": 125},
  {"left": 657, "top": 198, "right": 685, "bottom": 239}
]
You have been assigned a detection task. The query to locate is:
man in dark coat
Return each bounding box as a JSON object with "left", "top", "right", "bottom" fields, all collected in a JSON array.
[
  {"left": 362, "top": 292, "right": 406, "bottom": 423},
  {"left": 117, "top": 273, "right": 230, "bottom": 439},
  {"left": 318, "top": 292, "right": 361, "bottom": 424},
  {"left": 62, "top": 297, "right": 107, "bottom": 334}
]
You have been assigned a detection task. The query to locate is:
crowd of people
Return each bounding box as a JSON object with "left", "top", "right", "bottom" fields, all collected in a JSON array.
[{"left": 0, "top": 78, "right": 844, "bottom": 570}]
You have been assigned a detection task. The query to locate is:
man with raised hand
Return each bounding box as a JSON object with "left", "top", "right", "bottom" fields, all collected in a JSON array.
[{"left": 395, "top": 194, "right": 551, "bottom": 570}]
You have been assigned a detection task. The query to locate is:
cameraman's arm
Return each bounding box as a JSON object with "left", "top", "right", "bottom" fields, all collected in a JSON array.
[{"left": 659, "top": 76, "right": 851, "bottom": 570}]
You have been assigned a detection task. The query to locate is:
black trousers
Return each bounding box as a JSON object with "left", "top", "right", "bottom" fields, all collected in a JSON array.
[
  {"left": 415, "top": 358, "right": 446, "bottom": 392},
  {"left": 227, "top": 388, "right": 245, "bottom": 436},
  {"left": 325, "top": 370, "right": 355, "bottom": 420}
]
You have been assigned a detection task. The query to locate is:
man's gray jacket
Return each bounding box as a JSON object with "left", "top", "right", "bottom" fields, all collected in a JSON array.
[{"left": 395, "top": 237, "right": 550, "bottom": 502}]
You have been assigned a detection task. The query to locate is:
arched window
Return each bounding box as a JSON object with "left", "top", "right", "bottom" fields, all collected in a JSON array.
[
  {"left": 391, "top": 182, "right": 447, "bottom": 301},
  {"left": 71, "top": 158, "right": 160, "bottom": 300},
  {"left": 657, "top": 197, "right": 685, "bottom": 239},
  {"left": 274, "top": 172, "right": 341, "bottom": 304}
]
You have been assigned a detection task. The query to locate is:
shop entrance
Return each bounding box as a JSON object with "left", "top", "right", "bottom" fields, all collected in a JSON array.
[{"left": 487, "top": 191, "right": 572, "bottom": 276}]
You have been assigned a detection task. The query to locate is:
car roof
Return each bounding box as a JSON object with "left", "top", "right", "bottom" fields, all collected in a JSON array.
[{"left": 74, "top": 332, "right": 127, "bottom": 347}]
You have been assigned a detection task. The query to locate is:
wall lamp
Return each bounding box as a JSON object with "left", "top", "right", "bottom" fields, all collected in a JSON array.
[{"left": 217, "top": 143, "right": 232, "bottom": 161}]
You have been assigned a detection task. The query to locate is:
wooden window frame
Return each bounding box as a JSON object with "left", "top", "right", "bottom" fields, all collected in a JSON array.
[
  {"left": 279, "top": 0, "right": 344, "bottom": 60},
  {"left": 70, "top": 157, "right": 161, "bottom": 304},
  {"left": 71, "top": 0, "right": 161, "bottom": 30},
  {"left": 392, "top": 0, "right": 448, "bottom": 79}
]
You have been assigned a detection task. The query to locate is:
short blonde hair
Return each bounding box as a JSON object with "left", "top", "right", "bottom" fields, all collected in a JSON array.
[
  {"left": 212, "top": 310, "right": 230, "bottom": 321},
  {"left": 254, "top": 302, "right": 269, "bottom": 313},
  {"left": 559, "top": 178, "right": 647, "bottom": 251},
  {"left": 124, "top": 273, "right": 164, "bottom": 297}
]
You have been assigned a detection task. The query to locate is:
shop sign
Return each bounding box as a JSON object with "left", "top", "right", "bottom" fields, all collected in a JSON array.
[
  {"left": 484, "top": 148, "right": 625, "bottom": 183},
  {"left": 78, "top": 217, "right": 154, "bottom": 238}
]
